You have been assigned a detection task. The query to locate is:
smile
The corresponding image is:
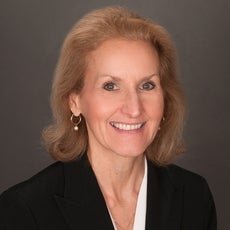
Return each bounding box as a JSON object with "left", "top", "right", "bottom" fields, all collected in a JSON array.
[{"left": 110, "top": 122, "right": 144, "bottom": 131}]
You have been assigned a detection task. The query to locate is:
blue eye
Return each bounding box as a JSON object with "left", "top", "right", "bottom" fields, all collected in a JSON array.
[
  {"left": 140, "top": 82, "right": 155, "bottom": 90},
  {"left": 103, "top": 82, "right": 118, "bottom": 91}
]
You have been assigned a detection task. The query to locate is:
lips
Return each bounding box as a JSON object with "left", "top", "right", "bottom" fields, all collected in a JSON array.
[{"left": 110, "top": 122, "right": 144, "bottom": 131}]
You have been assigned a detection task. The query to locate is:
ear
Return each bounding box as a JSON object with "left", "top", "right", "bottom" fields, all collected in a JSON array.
[{"left": 69, "top": 92, "right": 81, "bottom": 116}]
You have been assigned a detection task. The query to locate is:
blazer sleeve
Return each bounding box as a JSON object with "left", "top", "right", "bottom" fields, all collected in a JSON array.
[
  {"left": 203, "top": 178, "right": 217, "bottom": 230},
  {"left": 0, "top": 189, "right": 37, "bottom": 230}
]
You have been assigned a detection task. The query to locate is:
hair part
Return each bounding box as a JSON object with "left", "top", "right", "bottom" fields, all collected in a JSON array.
[{"left": 42, "top": 6, "right": 186, "bottom": 165}]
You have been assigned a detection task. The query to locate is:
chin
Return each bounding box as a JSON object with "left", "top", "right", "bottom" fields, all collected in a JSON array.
[{"left": 113, "top": 147, "right": 146, "bottom": 159}]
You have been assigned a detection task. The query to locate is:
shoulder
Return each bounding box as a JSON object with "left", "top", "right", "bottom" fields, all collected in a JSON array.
[
  {"left": 166, "top": 164, "right": 206, "bottom": 186},
  {"left": 164, "top": 165, "right": 217, "bottom": 228},
  {"left": 166, "top": 164, "right": 215, "bottom": 204},
  {"left": 0, "top": 161, "right": 68, "bottom": 229},
  {"left": 148, "top": 160, "right": 207, "bottom": 186},
  {"left": 0, "top": 161, "right": 65, "bottom": 205},
  {"left": 147, "top": 161, "right": 216, "bottom": 217},
  {"left": 147, "top": 160, "right": 213, "bottom": 198}
]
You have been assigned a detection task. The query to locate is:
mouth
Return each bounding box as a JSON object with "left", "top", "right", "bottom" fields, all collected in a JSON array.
[{"left": 110, "top": 122, "right": 144, "bottom": 131}]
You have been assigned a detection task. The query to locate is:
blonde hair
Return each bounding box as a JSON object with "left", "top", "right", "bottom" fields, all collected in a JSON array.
[{"left": 43, "top": 6, "right": 186, "bottom": 165}]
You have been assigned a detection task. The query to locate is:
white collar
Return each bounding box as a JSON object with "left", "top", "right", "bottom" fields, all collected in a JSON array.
[{"left": 133, "top": 157, "right": 147, "bottom": 230}]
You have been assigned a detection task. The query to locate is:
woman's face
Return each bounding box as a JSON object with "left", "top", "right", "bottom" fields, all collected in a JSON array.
[{"left": 69, "top": 39, "right": 164, "bottom": 158}]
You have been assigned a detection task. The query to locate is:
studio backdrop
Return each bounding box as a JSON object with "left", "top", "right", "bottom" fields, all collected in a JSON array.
[{"left": 0, "top": 0, "right": 229, "bottom": 229}]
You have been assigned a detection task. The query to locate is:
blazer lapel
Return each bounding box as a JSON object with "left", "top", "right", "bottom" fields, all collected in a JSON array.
[
  {"left": 54, "top": 155, "right": 183, "bottom": 230},
  {"left": 55, "top": 155, "right": 114, "bottom": 230},
  {"left": 146, "top": 161, "right": 183, "bottom": 230}
]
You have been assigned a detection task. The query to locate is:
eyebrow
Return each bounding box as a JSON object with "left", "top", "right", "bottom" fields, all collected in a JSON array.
[
  {"left": 99, "top": 73, "right": 159, "bottom": 81},
  {"left": 141, "top": 73, "right": 160, "bottom": 80}
]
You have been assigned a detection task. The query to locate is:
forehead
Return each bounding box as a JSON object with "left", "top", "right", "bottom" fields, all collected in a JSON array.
[{"left": 85, "top": 38, "right": 160, "bottom": 79}]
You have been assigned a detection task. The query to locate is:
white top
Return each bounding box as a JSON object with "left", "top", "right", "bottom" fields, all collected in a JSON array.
[{"left": 108, "top": 157, "right": 148, "bottom": 230}]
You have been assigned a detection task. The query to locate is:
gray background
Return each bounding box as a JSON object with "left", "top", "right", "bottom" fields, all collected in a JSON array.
[{"left": 0, "top": 0, "right": 229, "bottom": 229}]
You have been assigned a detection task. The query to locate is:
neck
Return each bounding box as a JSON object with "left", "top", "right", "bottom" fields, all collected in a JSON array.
[
  {"left": 87, "top": 150, "right": 145, "bottom": 201},
  {"left": 87, "top": 150, "right": 145, "bottom": 230}
]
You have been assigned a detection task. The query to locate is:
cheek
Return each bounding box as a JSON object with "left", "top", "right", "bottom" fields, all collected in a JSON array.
[
  {"left": 144, "top": 94, "right": 164, "bottom": 118},
  {"left": 157, "top": 97, "right": 164, "bottom": 116},
  {"left": 79, "top": 94, "right": 118, "bottom": 123}
]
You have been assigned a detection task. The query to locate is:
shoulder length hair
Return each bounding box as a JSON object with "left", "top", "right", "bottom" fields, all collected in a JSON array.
[{"left": 43, "top": 6, "right": 186, "bottom": 165}]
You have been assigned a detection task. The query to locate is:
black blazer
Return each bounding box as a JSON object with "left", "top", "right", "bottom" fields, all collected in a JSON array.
[{"left": 0, "top": 155, "right": 217, "bottom": 230}]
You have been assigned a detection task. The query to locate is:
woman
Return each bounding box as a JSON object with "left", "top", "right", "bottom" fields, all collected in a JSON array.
[{"left": 0, "top": 6, "right": 216, "bottom": 230}]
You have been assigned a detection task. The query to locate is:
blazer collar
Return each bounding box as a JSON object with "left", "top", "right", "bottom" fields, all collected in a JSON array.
[
  {"left": 55, "top": 155, "right": 183, "bottom": 230},
  {"left": 146, "top": 161, "right": 183, "bottom": 230},
  {"left": 55, "top": 154, "right": 114, "bottom": 230}
]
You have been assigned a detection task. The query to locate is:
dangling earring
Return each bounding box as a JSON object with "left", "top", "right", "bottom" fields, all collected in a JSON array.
[
  {"left": 70, "top": 114, "right": 82, "bottom": 131},
  {"left": 158, "top": 116, "right": 165, "bottom": 131}
]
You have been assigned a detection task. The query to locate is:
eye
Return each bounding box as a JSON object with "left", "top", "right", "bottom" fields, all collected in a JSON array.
[
  {"left": 103, "top": 82, "right": 119, "bottom": 91},
  {"left": 139, "top": 81, "right": 155, "bottom": 90}
]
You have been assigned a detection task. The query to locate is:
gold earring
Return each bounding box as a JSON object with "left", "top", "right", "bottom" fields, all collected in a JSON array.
[
  {"left": 70, "top": 114, "right": 82, "bottom": 131},
  {"left": 158, "top": 116, "right": 165, "bottom": 131}
]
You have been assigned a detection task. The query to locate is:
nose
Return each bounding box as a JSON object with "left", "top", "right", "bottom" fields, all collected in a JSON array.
[{"left": 121, "top": 90, "right": 143, "bottom": 118}]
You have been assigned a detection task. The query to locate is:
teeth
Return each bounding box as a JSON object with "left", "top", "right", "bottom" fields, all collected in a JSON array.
[{"left": 111, "top": 122, "right": 143, "bottom": 130}]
